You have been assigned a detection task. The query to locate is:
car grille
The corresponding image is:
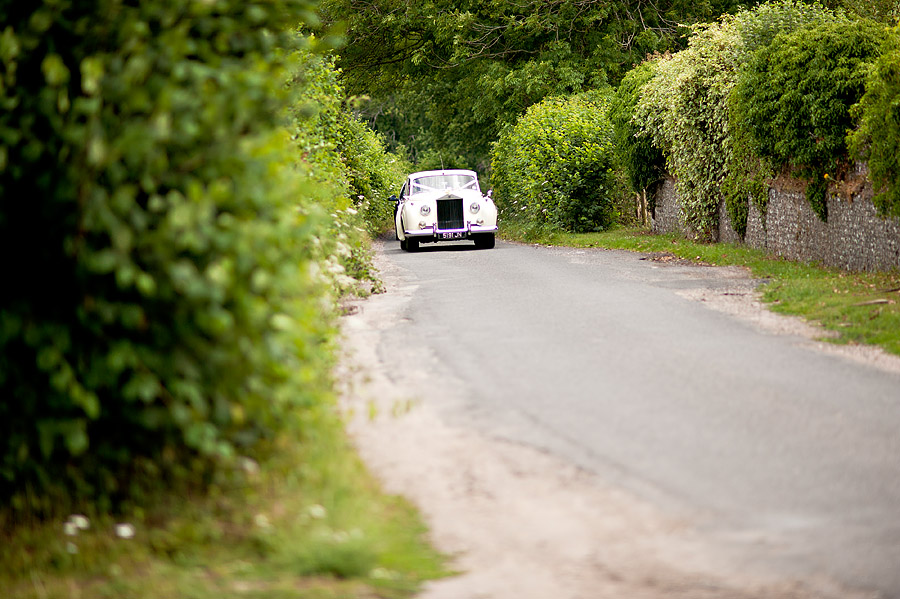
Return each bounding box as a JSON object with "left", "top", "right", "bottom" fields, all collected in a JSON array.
[{"left": 437, "top": 198, "right": 464, "bottom": 230}]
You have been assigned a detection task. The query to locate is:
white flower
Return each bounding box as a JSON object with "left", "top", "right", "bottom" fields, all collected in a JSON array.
[
  {"left": 239, "top": 456, "right": 260, "bottom": 476},
  {"left": 253, "top": 514, "right": 271, "bottom": 529},
  {"left": 307, "top": 504, "right": 327, "bottom": 519},
  {"left": 64, "top": 514, "right": 90, "bottom": 536},
  {"left": 332, "top": 530, "right": 349, "bottom": 543},
  {"left": 115, "top": 523, "right": 136, "bottom": 539}
]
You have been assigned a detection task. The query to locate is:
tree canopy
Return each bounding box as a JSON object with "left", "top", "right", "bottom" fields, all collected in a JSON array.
[{"left": 321, "top": 0, "right": 756, "bottom": 167}]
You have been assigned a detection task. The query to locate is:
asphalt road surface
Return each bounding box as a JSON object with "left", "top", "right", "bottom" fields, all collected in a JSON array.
[{"left": 369, "top": 238, "right": 900, "bottom": 598}]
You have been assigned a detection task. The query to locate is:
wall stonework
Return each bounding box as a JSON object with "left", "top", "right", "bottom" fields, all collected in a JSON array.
[
  {"left": 717, "top": 198, "right": 741, "bottom": 245},
  {"left": 652, "top": 173, "right": 900, "bottom": 271},
  {"left": 651, "top": 178, "right": 688, "bottom": 237}
]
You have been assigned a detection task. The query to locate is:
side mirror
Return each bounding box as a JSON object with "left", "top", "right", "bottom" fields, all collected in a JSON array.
[
  {"left": 388, "top": 194, "right": 399, "bottom": 202},
  {"left": 486, "top": 189, "right": 493, "bottom": 199}
]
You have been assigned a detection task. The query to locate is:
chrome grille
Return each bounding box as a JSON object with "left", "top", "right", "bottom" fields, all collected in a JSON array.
[{"left": 437, "top": 198, "right": 464, "bottom": 230}]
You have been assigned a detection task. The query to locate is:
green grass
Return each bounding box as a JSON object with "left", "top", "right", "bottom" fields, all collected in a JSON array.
[
  {"left": 1, "top": 403, "right": 449, "bottom": 599},
  {"left": 503, "top": 225, "right": 900, "bottom": 356}
]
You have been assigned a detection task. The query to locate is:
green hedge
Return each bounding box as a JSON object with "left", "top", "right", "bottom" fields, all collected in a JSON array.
[
  {"left": 626, "top": 1, "right": 840, "bottom": 237},
  {"left": 633, "top": 21, "right": 741, "bottom": 237},
  {"left": 0, "top": 0, "right": 338, "bottom": 514},
  {"left": 491, "top": 91, "right": 619, "bottom": 234},
  {"left": 849, "top": 27, "right": 900, "bottom": 218},
  {"left": 731, "top": 18, "right": 888, "bottom": 220},
  {"left": 610, "top": 62, "right": 664, "bottom": 197},
  {"left": 291, "top": 50, "right": 408, "bottom": 293}
]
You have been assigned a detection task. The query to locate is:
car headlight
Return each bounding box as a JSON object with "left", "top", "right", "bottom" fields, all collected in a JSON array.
[
  {"left": 420, "top": 205, "right": 431, "bottom": 216},
  {"left": 469, "top": 202, "right": 481, "bottom": 214}
]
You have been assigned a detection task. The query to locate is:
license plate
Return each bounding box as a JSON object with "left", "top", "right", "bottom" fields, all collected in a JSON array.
[{"left": 440, "top": 232, "right": 465, "bottom": 240}]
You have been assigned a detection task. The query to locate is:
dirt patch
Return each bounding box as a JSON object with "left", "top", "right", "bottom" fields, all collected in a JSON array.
[{"left": 640, "top": 251, "right": 713, "bottom": 267}]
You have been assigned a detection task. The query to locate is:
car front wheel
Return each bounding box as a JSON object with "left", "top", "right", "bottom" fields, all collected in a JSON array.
[
  {"left": 473, "top": 233, "right": 495, "bottom": 249},
  {"left": 405, "top": 237, "right": 419, "bottom": 252}
]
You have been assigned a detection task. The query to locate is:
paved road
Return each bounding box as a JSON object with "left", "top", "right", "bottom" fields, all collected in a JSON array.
[{"left": 373, "top": 239, "right": 900, "bottom": 598}]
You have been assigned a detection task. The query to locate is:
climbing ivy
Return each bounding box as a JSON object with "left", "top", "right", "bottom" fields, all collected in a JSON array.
[
  {"left": 731, "top": 18, "right": 888, "bottom": 220},
  {"left": 848, "top": 26, "right": 900, "bottom": 218}
]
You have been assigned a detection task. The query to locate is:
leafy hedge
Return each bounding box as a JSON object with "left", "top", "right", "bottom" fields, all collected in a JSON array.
[
  {"left": 0, "top": 0, "right": 360, "bottom": 514},
  {"left": 848, "top": 27, "right": 900, "bottom": 218},
  {"left": 617, "top": 1, "right": 898, "bottom": 236},
  {"left": 290, "top": 52, "right": 408, "bottom": 293},
  {"left": 491, "top": 91, "right": 619, "bottom": 235},
  {"left": 633, "top": 22, "right": 741, "bottom": 237},
  {"left": 625, "top": 1, "right": 840, "bottom": 237},
  {"left": 731, "top": 17, "right": 888, "bottom": 220},
  {"left": 610, "top": 62, "right": 664, "bottom": 198}
]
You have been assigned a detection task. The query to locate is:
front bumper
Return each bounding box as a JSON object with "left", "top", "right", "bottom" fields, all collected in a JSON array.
[{"left": 404, "top": 224, "right": 498, "bottom": 240}]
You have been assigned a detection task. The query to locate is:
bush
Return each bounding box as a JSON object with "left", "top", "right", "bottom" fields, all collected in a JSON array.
[
  {"left": 290, "top": 51, "right": 408, "bottom": 293},
  {"left": 848, "top": 27, "right": 900, "bottom": 218},
  {"left": 339, "top": 115, "right": 410, "bottom": 237},
  {"left": 491, "top": 91, "right": 619, "bottom": 235},
  {"left": 610, "top": 62, "right": 665, "bottom": 197},
  {"left": 731, "top": 18, "right": 888, "bottom": 220},
  {"left": 633, "top": 22, "right": 741, "bottom": 237},
  {"left": 0, "top": 0, "right": 336, "bottom": 514},
  {"left": 625, "top": 1, "right": 843, "bottom": 236},
  {"left": 724, "top": 0, "right": 840, "bottom": 233}
]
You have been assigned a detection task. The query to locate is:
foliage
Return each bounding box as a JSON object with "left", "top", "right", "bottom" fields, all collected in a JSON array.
[
  {"left": 731, "top": 17, "right": 888, "bottom": 220},
  {"left": 626, "top": 1, "right": 850, "bottom": 236},
  {"left": 491, "top": 92, "right": 619, "bottom": 234},
  {"left": 0, "top": 404, "right": 448, "bottom": 598},
  {"left": 724, "top": 0, "right": 840, "bottom": 233},
  {"left": 610, "top": 62, "right": 665, "bottom": 196},
  {"left": 848, "top": 27, "right": 900, "bottom": 218},
  {"left": 633, "top": 21, "right": 742, "bottom": 237},
  {"left": 290, "top": 51, "right": 408, "bottom": 294},
  {"left": 292, "top": 52, "right": 409, "bottom": 238},
  {"left": 340, "top": 115, "right": 411, "bottom": 237},
  {"left": 826, "top": 0, "right": 899, "bottom": 24},
  {"left": 0, "top": 0, "right": 345, "bottom": 514},
  {"left": 322, "top": 0, "right": 755, "bottom": 167}
]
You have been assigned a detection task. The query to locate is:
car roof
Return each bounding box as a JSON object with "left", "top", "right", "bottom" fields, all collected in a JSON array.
[{"left": 409, "top": 169, "right": 477, "bottom": 179}]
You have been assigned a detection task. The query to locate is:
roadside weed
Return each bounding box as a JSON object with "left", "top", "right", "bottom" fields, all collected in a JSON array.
[{"left": 1, "top": 405, "right": 448, "bottom": 599}]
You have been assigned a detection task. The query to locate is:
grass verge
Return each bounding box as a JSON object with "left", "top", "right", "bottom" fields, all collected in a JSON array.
[
  {"left": 503, "top": 225, "right": 900, "bottom": 356},
  {"left": 1, "top": 402, "right": 448, "bottom": 599}
]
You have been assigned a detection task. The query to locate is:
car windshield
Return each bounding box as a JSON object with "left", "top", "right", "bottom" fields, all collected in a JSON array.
[{"left": 411, "top": 174, "right": 479, "bottom": 194}]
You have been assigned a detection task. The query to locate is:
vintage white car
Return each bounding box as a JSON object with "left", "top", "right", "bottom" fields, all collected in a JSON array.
[{"left": 390, "top": 169, "right": 498, "bottom": 251}]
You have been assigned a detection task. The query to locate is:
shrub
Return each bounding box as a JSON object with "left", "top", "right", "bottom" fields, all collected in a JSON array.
[
  {"left": 0, "top": 0, "right": 336, "bottom": 514},
  {"left": 626, "top": 1, "right": 843, "bottom": 236},
  {"left": 610, "top": 62, "right": 665, "bottom": 198},
  {"left": 725, "top": 0, "right": 840, "bottom": 233},
  {"left": 731, "top": 18, "right": 888, "bottom": 220},
  {"left": 491, "top": 91, "right": 619, "bottom": 235},
  {"left": 848, "top": 27, "right": 900, "bottom": 218},
  {"left": 633, "top": 22, "right": 741, "bottom": 237},
  {"left": 290, "top": 51, "right": 408, "bottom": 293},
  {"left": 339, "top": 115, "right": 410, "bottom": 237}
]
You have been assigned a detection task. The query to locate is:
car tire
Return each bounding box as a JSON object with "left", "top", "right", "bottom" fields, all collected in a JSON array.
[
  {"left": 400, "top": 238, "right": 408, "bottom": 251},
  {"left": 406, "top": 237, "right": 420, "bottom": 252},
  {"left": 474, "top": 233, "right": 495, "bottom": 249}
]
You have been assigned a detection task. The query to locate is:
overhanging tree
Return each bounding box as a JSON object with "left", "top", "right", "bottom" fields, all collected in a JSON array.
[{"left": 321, "top": 0, "right": 756, "bottom": 168}]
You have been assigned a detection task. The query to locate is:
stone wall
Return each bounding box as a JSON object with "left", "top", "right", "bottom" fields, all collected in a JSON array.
[{"left": 651, "top": 174, "right": 900, "bottom": 271}]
